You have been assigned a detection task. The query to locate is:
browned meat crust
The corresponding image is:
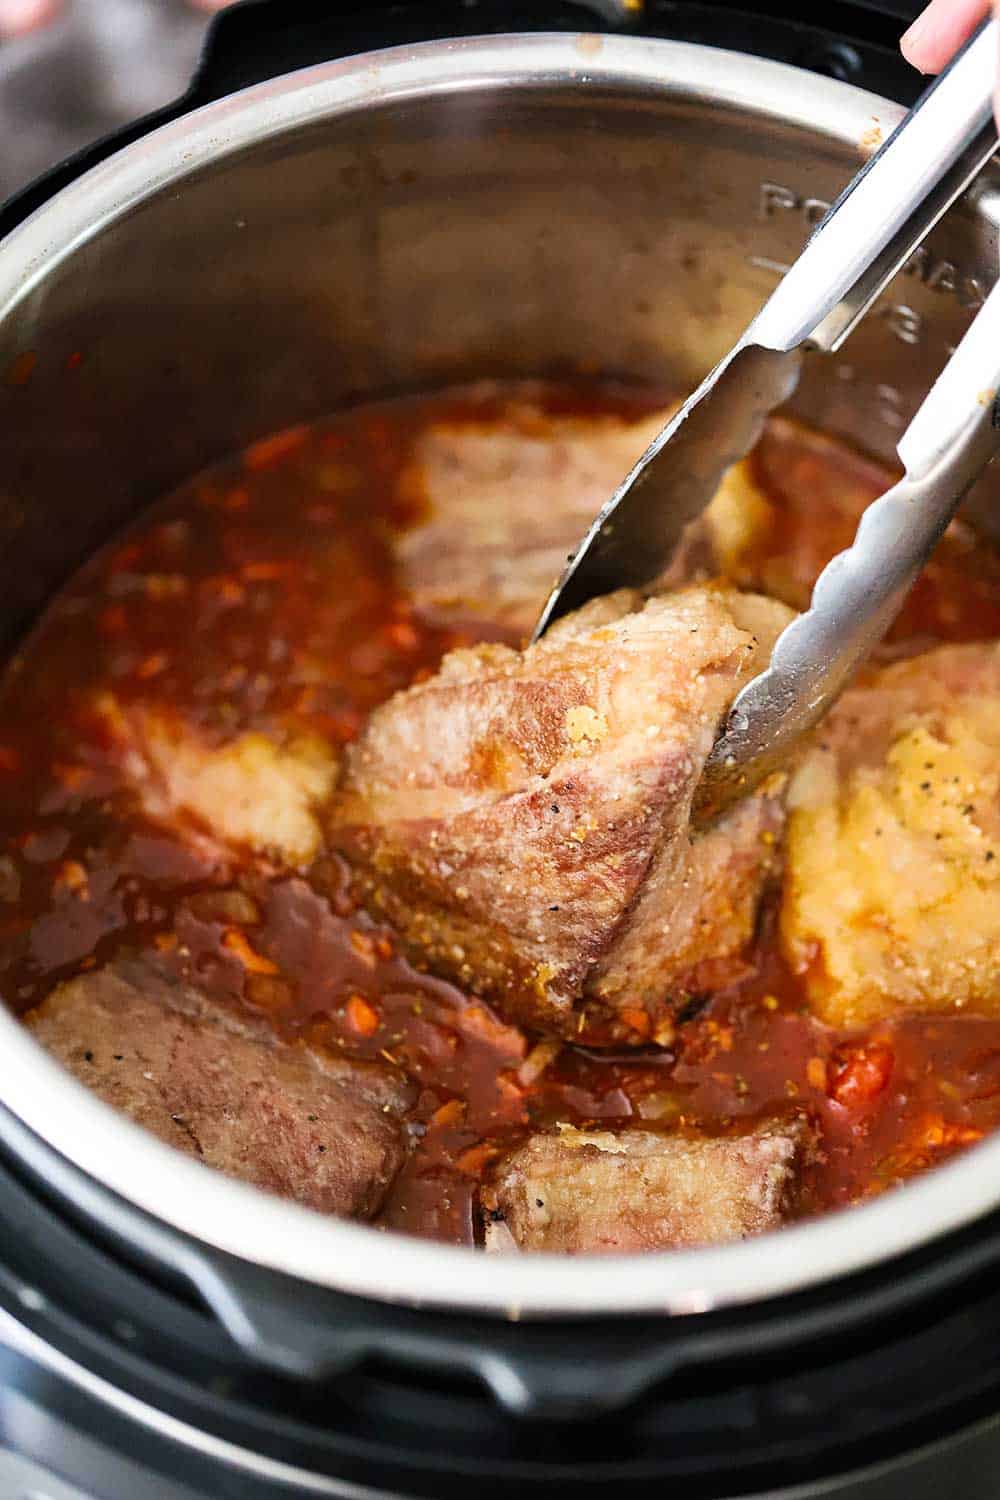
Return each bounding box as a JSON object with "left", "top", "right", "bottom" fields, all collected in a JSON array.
[
  {"left": 330, "top": 585, "right": 793, "bottom": 1045},
  {"left": 481, "top": 1119, "right": 812, "bottom": 1253},
  {"left": 26, "top": 963, "right": 415, "bottom": 1219}
]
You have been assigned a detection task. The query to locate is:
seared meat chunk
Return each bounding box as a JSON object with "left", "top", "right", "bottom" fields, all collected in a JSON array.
[
  {"left": 395, "top": 393, "right": 778, "bottom": 638},
  {"left": 482, "top": 1120, "right": 810, "bottom": 1253},
  {"left": 782, "top": 642, "right": 1000, "bottom": 1027},
  {"left": 331, "top": 585, "right": 793, "bottom": 1044},
  {"left": 27, "top": 963, "right": 414, "bottom": 1218},
  {"left": 396, "top": 399, "right": 671, "bottom": 637},
  {"left": 97, "top": 696, "right": 338, "bottom": 867}
]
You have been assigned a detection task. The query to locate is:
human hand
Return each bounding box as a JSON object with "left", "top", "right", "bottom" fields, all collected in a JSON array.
[
  {"left": 902, "top": 0, "right": 999, "bottom": 104},
  {"left": 0, "top": 0, "right": 233, "bottom": 41}
]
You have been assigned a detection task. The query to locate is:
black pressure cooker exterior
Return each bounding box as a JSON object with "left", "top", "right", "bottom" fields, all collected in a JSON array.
[{"left": 7, "top": 2, "right": 1000, "bottom": 1497}]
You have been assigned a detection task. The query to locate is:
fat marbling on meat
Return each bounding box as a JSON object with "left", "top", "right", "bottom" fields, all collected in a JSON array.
[
  {"left": 94, "top": 696, "right": 339, "bottom": 869},
  {"left": 26, "top": 962, "right": 414, "bottom": 1219},
  {"left": 395, "top": 399, "right": 671, "bottom": 637},
  {"left": 395, "top": 392, "right": 772, "bottom": 638},
  {"left": 331, "top": 584, "right": 794, "bottom": 1045},
  {"left": 482, "top": 1119, "right": 812, "bottom": 1253}
]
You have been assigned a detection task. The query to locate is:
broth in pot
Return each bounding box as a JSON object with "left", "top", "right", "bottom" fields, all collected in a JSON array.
[{"left": 6, "top": 379, "right": 1000, "bottom": 1253}]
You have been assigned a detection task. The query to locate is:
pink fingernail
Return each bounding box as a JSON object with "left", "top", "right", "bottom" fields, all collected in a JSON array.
[
  {"left": 0, "top": 0, "right": 62, "bottom": 36},
  {"left": 900, "top": 12, "right": 931, "bottom": 67}
]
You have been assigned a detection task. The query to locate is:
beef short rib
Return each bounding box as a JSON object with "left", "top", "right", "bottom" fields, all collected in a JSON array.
[
  {"left": 331, "top": 585, "right": 793, "bottom": 1044},
  {"left": 482, "top": 1119, "right": 811, "bottom": 1254},
  {"left": 27, "top": 962, "right": 414, "bottom": 1219}
]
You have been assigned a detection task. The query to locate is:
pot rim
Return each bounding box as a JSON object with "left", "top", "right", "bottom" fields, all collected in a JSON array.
[{"left": 2, "top": 31, "right": 987, "bottom": 1320}]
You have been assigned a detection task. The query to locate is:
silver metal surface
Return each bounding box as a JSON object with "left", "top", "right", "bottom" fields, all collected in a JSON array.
[
  {"left": 535, "top": 19, "right": 999, "bottom": 636},
  {"left": 6, "top": 1302, "right": 1000, "bottom": 1500},
  {"left": 0, "top": 1309, "right": 396, "bottom": 1497},
  {"left": 699, "top": 275, "right": 1000, "bottom": 818},
  {"left": 2, "top": 34, "right": 1000, "bottom": 1318},
  {"left": 534, "top": 343, "right": 802, "bottom": 624},
  {"left": 0, "top": 1444, "right": 95, "bottom": 1500}
]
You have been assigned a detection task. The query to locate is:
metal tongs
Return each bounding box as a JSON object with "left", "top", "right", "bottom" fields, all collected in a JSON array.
[{"left": 534, "top": 19, "right": 1000, "bottom": 822}]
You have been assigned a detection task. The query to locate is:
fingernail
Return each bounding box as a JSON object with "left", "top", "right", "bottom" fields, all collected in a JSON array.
[
  {"left": 0, "top": 0, "right": 62, "bottom": 37},
  {"left": 900, "top": 11, "right": 931, "bottom": 67}
]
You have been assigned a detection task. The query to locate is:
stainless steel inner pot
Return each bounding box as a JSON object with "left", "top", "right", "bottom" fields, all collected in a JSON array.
[{"left": 1, "top": 33, "right": 998, "bottom": 1320}]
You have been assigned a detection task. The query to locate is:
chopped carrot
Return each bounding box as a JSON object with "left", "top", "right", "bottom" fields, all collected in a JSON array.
[
  {"left": 153, "top": 932, "right": 178, "bottom": 953},
  {"left": 242, "top": 560, "right": 290, "bottom": 582},
  {"left": 136, "top": 652, "right": 168, "bottom": 680},
  {"left": 54, "top": 860, "right": 88, "bottom": 897},
  {"left": 244, "top": 425, "right": 308, "bottom": 471},
  {"left": 222, "top": 927, "right": 279, "bottom": 976},
  {"left": 431, "top": 1098, "right": 466, "bottom": 1128},
  {"left": 806, "top": 1056, "right": 828, "bottom": 1092},
  {"left": 345, "top": 994, "right": 380, "bottom": 1037},
  {"left": 0, "top": 746, "right": 20, "bottom": 773},
  {"left": 349, "top": 929, "right": 378, "bottom": 967},
  {"left": 384, "top": 620, "right": 420, "bottom": 652},
  {"left": 223, "top": 487, "right": 250, "bottom": 512}
]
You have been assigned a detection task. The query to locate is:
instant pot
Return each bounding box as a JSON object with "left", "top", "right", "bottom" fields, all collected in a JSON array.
[{"left": 4, "top": 0, "right": 1000, "bottom": 1494}]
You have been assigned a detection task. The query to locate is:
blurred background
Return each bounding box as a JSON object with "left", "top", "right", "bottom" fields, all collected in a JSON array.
[{"left": 0, "top": 0, "right": 233, "bottom": 200}]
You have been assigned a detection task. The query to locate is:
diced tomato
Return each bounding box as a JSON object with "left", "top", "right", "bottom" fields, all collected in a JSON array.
[
  {"left": 828, "top": 1040, "right": 894, "bottom": 1108},
  {"left": 430, "top": 1098, "right": 466, "bottom": 1128}
]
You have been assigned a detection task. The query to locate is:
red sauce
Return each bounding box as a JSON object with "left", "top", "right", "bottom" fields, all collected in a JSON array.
[{"left": 3, "top": 381, "right": 1000, "bottom": 1246}]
